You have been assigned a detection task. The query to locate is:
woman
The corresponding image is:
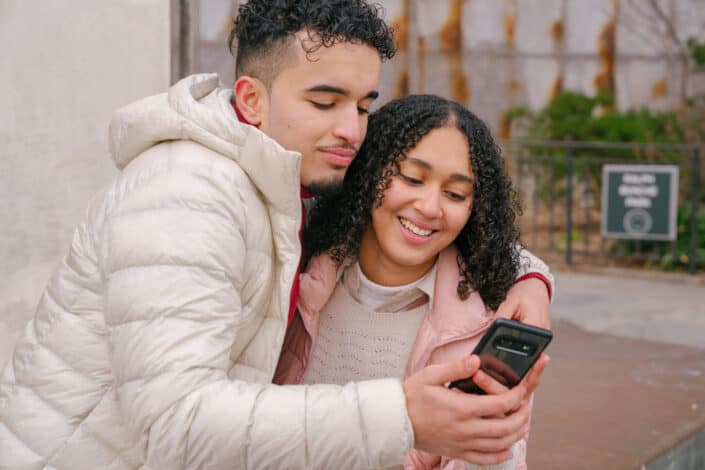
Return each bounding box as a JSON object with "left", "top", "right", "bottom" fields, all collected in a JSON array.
[{"left": 275, "top": 95, "right": 548, "bottom": 469}]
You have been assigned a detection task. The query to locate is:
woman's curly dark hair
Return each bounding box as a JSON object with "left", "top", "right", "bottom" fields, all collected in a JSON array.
[
  {"left": 305, "top": 94, "right": 522, "bottom": 310},
  {"left": 230, "top": 0, "right": 396, "bottom": 81}
]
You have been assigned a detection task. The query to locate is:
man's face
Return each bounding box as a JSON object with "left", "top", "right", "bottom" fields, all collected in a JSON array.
[{"left": 259, "top": 33, "right": 382, "bottom": 191}]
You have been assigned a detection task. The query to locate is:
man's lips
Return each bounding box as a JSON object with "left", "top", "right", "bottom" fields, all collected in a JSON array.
[{"left": 319, "top": 147, "right": 356, "bottom": 167}]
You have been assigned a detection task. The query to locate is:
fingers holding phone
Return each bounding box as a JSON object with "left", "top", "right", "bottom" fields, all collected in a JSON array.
[
  {"left": 473, "top": 352, "right": 550, "bottom": 402},
  {"left": 403, "top": 319, "right": 553, "bottom": 463},
  {"left": 449, "top": 318, "right": 552, "bottom": 395},
  {"left": 403, "top": 355, "right": 528, "bottom": 463},
  {"left": 520, "top": 352, "right": 550, "bottom": 399}
]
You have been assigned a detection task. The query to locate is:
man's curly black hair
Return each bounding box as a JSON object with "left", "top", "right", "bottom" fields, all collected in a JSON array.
[
  {"left": 305, "top": 94, "right": 522, "bottom": 310},
  {"left": 229, "top": 0, "right": 396, "bottom": 87}
]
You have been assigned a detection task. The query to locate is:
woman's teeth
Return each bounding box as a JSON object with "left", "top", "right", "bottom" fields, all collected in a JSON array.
[{"left": 399, "top": 217, "right": 433, "bottom": 236}]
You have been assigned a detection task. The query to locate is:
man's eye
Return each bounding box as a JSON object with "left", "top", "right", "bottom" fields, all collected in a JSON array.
[
  {"left": 357, "top": 107, "right": 370, "bottom": 115},
  {"left": 310, "top": 101, "right": 334, "bottom": 110}
]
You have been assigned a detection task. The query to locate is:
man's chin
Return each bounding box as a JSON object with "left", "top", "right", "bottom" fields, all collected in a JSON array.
[{"left": 306, "top": 178, "right": 344, "bottom": 199}]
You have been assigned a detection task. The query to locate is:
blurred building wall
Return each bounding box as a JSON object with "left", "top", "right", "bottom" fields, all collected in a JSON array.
[
  {"left": 172, "top": 0, "right": 240, "bottom": 86},
  {"left": 183, "top": 0, "right": 705, "bottom": 134},
  {"left": 2, "top": 0, "right": 702, "bottom": 367},
  {"left": 388, "top": 0, "right": 705, "bottom": 136},
  {"left": 0, "top": 0, "right": 171, "bottom": 368}
]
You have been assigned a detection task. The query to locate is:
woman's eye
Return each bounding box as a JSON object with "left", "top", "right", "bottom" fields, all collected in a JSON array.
[
  {"left": 400, "top": 174, "right": 423, "bottom": 185},
  {"left": 310, "top": 101, "right": 335, "bottom": 110},
  {"left": 446, "top": 191, "right": 468, "bottom": 202},
  {"left": 357, "top": 107, "right": 370, "bottom": 115}
]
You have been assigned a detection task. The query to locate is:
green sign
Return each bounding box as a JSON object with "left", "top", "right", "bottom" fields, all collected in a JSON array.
[{"left": 601, "top": 164, "right": 679, "bottom": 241}]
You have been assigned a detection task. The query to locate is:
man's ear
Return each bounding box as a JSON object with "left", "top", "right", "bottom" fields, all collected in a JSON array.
[{"left": 233, "top": 76, "right": 268, "bottom": 127}]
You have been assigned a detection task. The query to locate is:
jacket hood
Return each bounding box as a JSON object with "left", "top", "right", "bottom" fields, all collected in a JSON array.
[{"left": 108, "top": 73, "right": 302, "bottom": 214}]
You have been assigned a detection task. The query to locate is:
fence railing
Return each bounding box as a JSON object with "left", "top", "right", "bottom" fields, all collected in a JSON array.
[{"left": 502, "top": 140, "right": 703, "bottom": 274}]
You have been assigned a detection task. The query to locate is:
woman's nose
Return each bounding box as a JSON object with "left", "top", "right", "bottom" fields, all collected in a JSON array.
[{"left": 415, "top": 188, "right": 443, "bottom": 219}]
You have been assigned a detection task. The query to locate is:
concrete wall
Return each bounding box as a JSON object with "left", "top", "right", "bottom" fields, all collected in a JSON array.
[{"left": 0, "top": 0, "right": 171, "bottom": 368}]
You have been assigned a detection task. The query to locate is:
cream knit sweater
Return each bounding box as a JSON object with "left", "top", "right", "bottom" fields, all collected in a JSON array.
[{"left": 302, "top": 263, "right": 518, "bottom": 470}]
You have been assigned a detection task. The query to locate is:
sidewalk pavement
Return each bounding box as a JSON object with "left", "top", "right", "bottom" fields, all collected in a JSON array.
[
  {"left": 551, "top": 271, "right": 705, "bottom": 349},
  {"left": 1, "top": 268, "right": 704, "bottom": 468},
  {"left": 528, "top": 270, "right": 705, "bottom": 469}
]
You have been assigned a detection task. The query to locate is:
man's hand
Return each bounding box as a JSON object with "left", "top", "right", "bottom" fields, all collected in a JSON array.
[
  {"left": 494, "top": 277, "right": 551, "bottom": 329},
  {"left": 403, "top": 356, "right": 530, "bottom": 465}
]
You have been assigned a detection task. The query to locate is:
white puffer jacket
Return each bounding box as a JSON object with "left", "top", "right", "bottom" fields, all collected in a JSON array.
[{"left": 0, "top": 74, "right": 413, "bottom": 470}]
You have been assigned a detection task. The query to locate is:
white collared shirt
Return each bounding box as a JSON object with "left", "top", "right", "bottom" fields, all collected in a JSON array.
[{"left": 343, "top": 260, "right": 438, "bottom": 312}]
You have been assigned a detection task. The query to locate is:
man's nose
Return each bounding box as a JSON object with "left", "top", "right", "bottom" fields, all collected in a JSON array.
[{"left": 332, "top": 105, "right": 363, "bottom": 145}]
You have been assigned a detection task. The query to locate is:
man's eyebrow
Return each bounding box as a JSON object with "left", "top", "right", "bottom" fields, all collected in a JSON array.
[
  {"left": 305, "top": 85, "right": 379, "bottom": 100},
  {"left": 305, "top": 85, "right": 348, "bottom": 95},
  {"left": 405, "top": 157, "right": 474, "bottom": 184}
]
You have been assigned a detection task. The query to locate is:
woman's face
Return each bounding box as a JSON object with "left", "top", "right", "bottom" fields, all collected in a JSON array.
[{"left": 359, "top": 125, "right": 474, "bottom": 286}]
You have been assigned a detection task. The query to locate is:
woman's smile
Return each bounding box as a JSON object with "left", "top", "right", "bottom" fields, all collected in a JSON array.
[{"left": 359, "top": 126, "right": 474, "bottom": 286}]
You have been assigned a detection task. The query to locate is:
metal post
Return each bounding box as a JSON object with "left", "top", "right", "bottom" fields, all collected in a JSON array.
[
  {"left": 550, "top": 164, "right": 556, "bottom": 249},
  {"left": 689, "top": 147, "right": 701, "bottom": 275},
  {"left": 566, "top": 148, "right": 575, "bottom": 265},
  {"left": 583, "top": 170, "right": 590, "bottom": 252},
  {"left": 170, "top": 0, "right": 195, "bottom": 84},
  {"left": 533, "top": 161, "right": 540, "bottom": 248}
]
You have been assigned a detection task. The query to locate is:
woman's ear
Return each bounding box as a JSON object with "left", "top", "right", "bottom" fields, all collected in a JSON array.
[{"left": 233, "top": 76, "right": 269, "bottom": 127}]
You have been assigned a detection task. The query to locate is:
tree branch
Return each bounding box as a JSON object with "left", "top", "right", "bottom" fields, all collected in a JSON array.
[
  {"left": 646, "top": 0, "right": 686, "bottom": 53},
  {"left": 618, "top": 0, "right": 669, "bottom": 52}
]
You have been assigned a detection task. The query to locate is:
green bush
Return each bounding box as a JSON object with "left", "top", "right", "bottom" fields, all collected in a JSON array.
[
  {"left": 616, "top": 205, "right": 705, "bottom": 271},
  {"left": 687, "top": 38, "right": 705, "bottom": 67},
  {"left": 510, "top": 91, "right": 684, "bottom": 153},
  {"left": 508, "top": 91, "right": 703, "bottom": 272}
]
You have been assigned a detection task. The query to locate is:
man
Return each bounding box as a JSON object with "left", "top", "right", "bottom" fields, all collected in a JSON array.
[{"left": 0, "top": 1, "right": 552, "bottom": 468}]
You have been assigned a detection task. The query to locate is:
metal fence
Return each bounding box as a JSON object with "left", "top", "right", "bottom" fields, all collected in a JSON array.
[{"left": 504, "top": 140, "right": 703, "bottom": 274}]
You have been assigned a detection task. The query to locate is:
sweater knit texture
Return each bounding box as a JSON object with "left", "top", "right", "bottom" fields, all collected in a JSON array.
[{"left": 302, "top": 282, "right": 427, "bottom": 384}]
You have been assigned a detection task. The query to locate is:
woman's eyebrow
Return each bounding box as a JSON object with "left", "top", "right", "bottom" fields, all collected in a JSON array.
[
  {"left": 405, "top": 157, "right": 474, "bottom": 184},
  {"left": 404, "top": 157, "right": 432, "bottom": 169},
  {"left": 450, "top": 173, "right": 474, "bottom": 184}
]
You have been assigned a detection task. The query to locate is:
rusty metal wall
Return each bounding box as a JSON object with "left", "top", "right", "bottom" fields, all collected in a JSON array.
[
  {"left": 379, "top": 0, "right": 705, "bottom": 134},
  {"left": 180, "top": 0, "right": 705, "bottom": 133}
]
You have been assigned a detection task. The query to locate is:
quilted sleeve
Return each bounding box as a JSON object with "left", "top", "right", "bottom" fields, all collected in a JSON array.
[
  {"left": 103, "top": 158, "right": 412, "bottom": 469},
  {"left": 436, "top": 440, "right": 523, "bottom": 470},
  {"left": 515, "top": 246, "right": 554, "bottom": 301}
]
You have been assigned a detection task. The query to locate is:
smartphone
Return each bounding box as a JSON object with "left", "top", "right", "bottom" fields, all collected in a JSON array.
[{"left": 448, "top": 318, "right": 552, "bottom": 394}]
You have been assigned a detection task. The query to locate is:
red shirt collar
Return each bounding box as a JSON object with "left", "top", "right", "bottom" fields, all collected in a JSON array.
[
  {"left": 231, "top": 100, "right": 254, "bottom": 126},
  {"left": 300, "top": 187, "right": 313, "bottom": 199},
  {"left": 231, "top": 101, "right": 313, "bottom": 199}
]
